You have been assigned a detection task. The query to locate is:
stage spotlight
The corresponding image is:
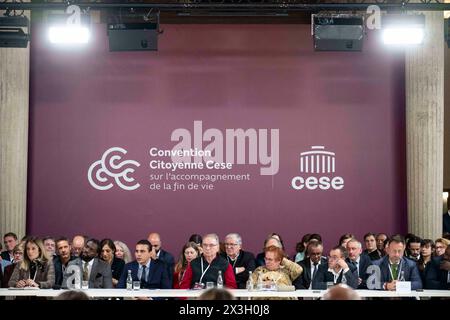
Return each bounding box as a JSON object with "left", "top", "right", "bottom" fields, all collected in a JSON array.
[
  {"left": 0, "top": 15, "right": 30, "bottom": 48},
  {"left": 313, "top": 14, "right": 364, "bottom": 51},
  {"left": 382, "top": 14, "right": 425, "bottom": 45},
  {"left": 47, "top": 5, "right": 91, "bottom": 45}
]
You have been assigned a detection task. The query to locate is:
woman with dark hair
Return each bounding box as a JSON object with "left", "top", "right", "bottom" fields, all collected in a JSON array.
[
  {"left": 417, "top": 239, "right": 435, "bottom": 284},
  {"left": 100, "top": 238, "right": 125, "bottom": 287},
  {"left": 8, "top": 237, "right": 55, "bottom": 288},
  {"left": 173, "top": 241, "right": 200, "bottom": 289},
  {"left": 294, "top": 234, "right": 311, "bottom": 263}
]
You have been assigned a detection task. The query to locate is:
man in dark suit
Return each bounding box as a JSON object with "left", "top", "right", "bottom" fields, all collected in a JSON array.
[
  {"left": 444, "top": 202, "right": 450, "bottom": 235},
  {"left": 53, "top": 237, "right": 76, "bottom": 288},
  {"left": 148, "top": 233, "right": 175, "bottom": 284},
  {"left": 346, "top": 239, "right": 372, "bottom": 289},
  {"left": 1, "top": 232, "right": 18, "bottom": 262},
  {"left": 118, "top": 239, "right": 171, "bottom": 290},
  {"left": 220, "top": 233, "right": 255, "bottom": 289},
  {"left": 293, "top": 240, "right": 327, "bottom": 289},
  {"left": 63, "top": 238, "right": 113, "bottom": 289},
  {"left": 372, "top": 235, "right": 422, "bottom": 291},
  {"left": 363, "top": 233, "right": 382, "bottom": 261},
  {"left": 312, "top": 245, "right": 358, "bottom": 289}
]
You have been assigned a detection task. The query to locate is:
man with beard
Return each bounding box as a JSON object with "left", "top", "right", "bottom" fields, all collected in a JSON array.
[{"left": 63, "top": 238, "right": 112, "bottom": 288}]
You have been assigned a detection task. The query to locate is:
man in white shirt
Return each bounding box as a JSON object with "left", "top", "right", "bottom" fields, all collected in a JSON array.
[
  {"left": 63, "top": 238, "right": 113, "bottom": 289},
  {"left": 312, "top": 245, "right": 358, "bottom": 289},
  {"left": 346, "top": 239, "right": 373, "bottom": 288},
  {"left": 294, "top": 240, "right": 327, "bottom": 289}
]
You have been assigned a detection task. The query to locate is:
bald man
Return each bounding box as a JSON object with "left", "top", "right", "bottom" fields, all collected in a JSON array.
[
  {"left": 148, "top": 233, "right": 175, "bottom": 283},
  {"left": 71, "top": 235, "right": 86, "bottom": 257},
  {"left": 322, "top": 284, "right": 361, "bottom": 300}
]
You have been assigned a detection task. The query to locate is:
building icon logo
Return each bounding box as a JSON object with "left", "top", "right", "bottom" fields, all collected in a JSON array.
[
  {"left": 300, "top": 145, "right": 336, "bottom": 174},
  {"left": 88, "top": 147, "right": 140, "bottom": 191},
  {"left": 292, "top": 145, "right": 344, "bottom": 191}
]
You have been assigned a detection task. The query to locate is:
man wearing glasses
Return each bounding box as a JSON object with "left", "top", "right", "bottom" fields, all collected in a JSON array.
[
  {"left": 180, "top": 234, "right": 237, "bottom": 289},
  {"left": 220, "top": 233, "right": 256, "bottom": 289}
]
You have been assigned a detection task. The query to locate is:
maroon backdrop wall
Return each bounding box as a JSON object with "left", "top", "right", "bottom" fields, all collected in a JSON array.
[{"left": 27, "top": 23, "right": 406, "bottom": 257}]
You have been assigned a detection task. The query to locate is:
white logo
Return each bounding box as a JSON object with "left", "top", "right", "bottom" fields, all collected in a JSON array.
[
  {"left": 88, "top": 147, "right": 140, "bottom": 191},
  {"left": 292, "top": 146, "right": 344, "bottom": 191}
]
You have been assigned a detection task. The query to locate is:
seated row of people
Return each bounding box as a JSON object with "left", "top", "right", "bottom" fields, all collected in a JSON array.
[{"left": 1, "top": 232, "right": 449, "bottom": 292}]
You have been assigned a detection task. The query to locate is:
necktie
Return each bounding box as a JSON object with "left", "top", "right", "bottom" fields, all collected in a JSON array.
[
  {"left": 140, "top": 265, "right": 147, "bottom": 288},
  {"left": 312, "top": 263, "right": 318, "bottom": 279},
  {"left": 355, "top": 261, "right": 359, "bottom": 277},
  {"left": 391, "top": 263, "right": 398, "bottom": 280},
  {"left": 83, "top": 262, "right": 89, "bottom": 281}
]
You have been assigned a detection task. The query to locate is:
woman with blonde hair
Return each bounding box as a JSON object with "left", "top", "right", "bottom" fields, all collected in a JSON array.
[
  {"left": 114, "top": 240, "right": 132, "bottom": 263},
  {"left": 8, "top": 237, "right": 55, "bottom": 288},
  {"left": 173, "top": 241, "right": 200, "bottom": 288}
]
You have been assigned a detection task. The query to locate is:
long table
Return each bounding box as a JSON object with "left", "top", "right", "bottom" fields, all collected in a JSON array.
[{"left": 0, "top": 288, "right": 449, "bottom": 299}]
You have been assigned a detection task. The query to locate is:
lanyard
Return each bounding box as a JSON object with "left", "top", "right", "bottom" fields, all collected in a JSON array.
[
  {"left": 388, "top": 260, "right": 403, "bottom": 281},
  {"left": 200, "top": 258, "right": 211, "bottom": 283}
]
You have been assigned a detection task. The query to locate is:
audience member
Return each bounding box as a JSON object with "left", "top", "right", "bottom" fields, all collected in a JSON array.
[
  {"left": 8, "top": 237, "right": 55, "bottom": 288},
  {"left": 322, "top": 284, "right": 361, "bottom": 300},
  {"left": 114, "top": 240, "right": 132, "bottom": 264},
  {"left": 53, "top": 237, "right": 76, "bottom": 288},
  {"left": 221, "top": 233, "right": 256, "bottom": 289},
  {"left": 199, "top": 288, "right": 235, "bottom": 300},
  {"left": 173, "top": 242, "right": 200, "bottom": 289},
  {"left": 118, "top": 239, "right": 171, "bottom": 289},
  {"left": 100, "top": 239, "right": 125, "bottom": 287},
  {"left": 372, "top": 235, "right": 422, "bottom": 290},
  {"left": 1, "top": 233, "right": 18, "bottom": 262},
  {"left": 180, "top": 234, "right": 237, "bottom": 289},
  {"left": 293, "top": 240, "right": 326, "bottom": 289},
  {"left": 148, "top": 232, "right": 175, "bottom": 284},
  {"left": 312, "top": 245, "right": 358, "bottom": 289},
  {"left": 63, "top": 238, "right": 112, "bottom": 288}
]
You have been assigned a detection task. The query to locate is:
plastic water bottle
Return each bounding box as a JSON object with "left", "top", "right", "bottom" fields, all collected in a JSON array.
[
  {"left": 399, "top": 271, "right": 405, "bottom": 282},
  {"left": 257, "top": 273, "right": 263, "bottom": 290},
  {"left": 246, "top": 271, "right": 254, "bottom": 291},
  {"left": 126, "top": 270, "right": 133, "bottom": 290},
  {"left": 217, "top": 270, "right": 223, "bottom": 289}
]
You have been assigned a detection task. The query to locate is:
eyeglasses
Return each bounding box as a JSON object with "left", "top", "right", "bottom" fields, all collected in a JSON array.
[
  {"left": 224, "top": 243, "right": 238, "bottom": 247},
  {"left": 202, "top": 243, "right": 217, "bottom": 248}
]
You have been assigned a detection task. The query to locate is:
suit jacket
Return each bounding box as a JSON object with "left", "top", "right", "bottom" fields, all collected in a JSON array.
[
  {"left": 158, "top": 249, "right": 175, "bottom": 284},
  {"left": 221, "top": 250, "right": 256, "bottom": 289},
  {"left": 424, "top": 256, "right": 450, "bottom": 290},
  {"left": 53, "top": 255, "right": 77, "bottom": 288},
  {"left": 117, "top": 260, "right": 171, "bottom": 289},
  {"left": 1, "top": 251, "right": 12, "bottom": 262},
  {"left": 373, "top": 256, "right": 422, "bottom": 290},
  {"left": 346, "top": 254, "right": 373, "bottom": 289},
  {"left": 110, "top": 257, "right": 125, "bottom": 282},
  {"left": 293, "top": 257, "right": 328, "bottom": 289},
  {"left": 8, "top": 259, "right": 55, "bottom": 289},
  {"left": 312, "top": 263, "right": 359, "bottom": 289},
  {"left": 444, "top": 212, "right": 450, "bottom": 235},
  {"left": 63, "top": 257, "right": 113, "bottom": 289},
  {"left": 1, "top": 263, "right": 15, "bottom": 288},
  {"left": 364, "top": 250, "right": 382, "bottom": 261}
]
